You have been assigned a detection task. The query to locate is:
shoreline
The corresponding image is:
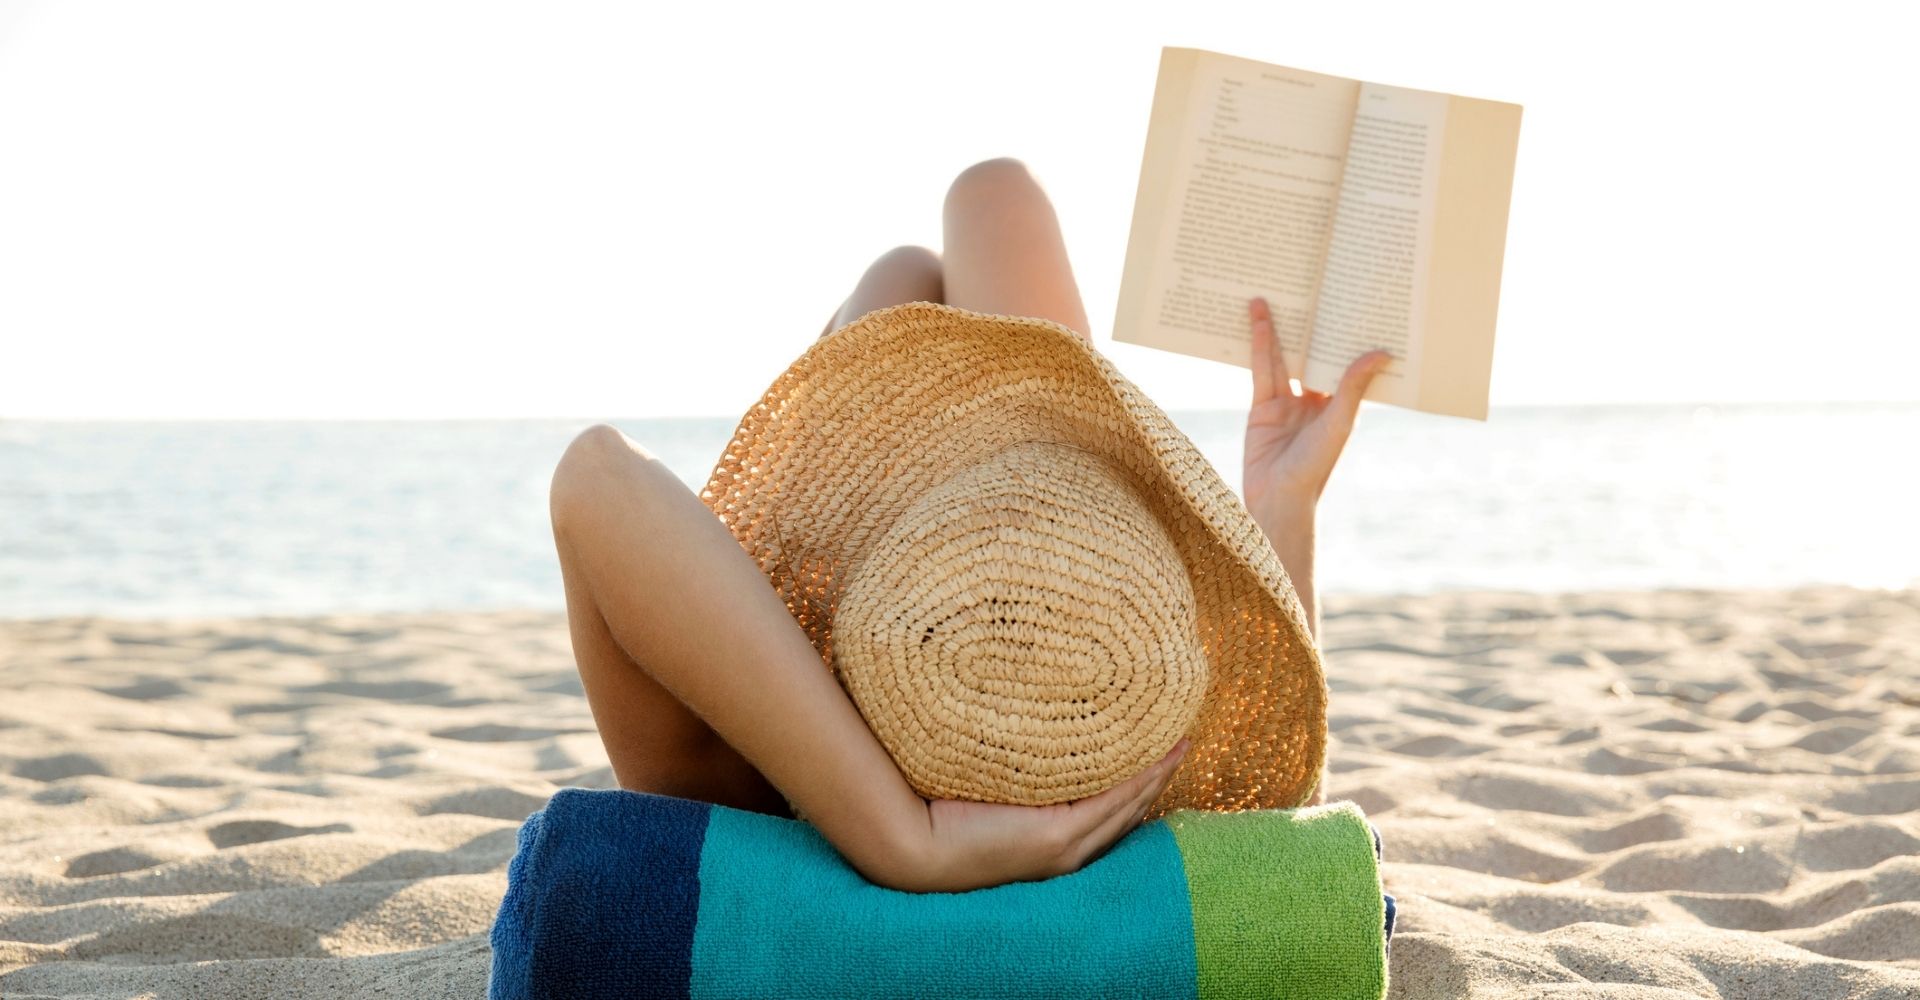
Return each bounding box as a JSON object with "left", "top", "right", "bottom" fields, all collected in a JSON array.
[{"left": 4, "top": 581, "right": 1912, "bottom": 627}]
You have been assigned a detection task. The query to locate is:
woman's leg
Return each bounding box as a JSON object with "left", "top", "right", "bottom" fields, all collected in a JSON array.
[
  {"left": 570, "top": 242, "right": 938, "bottom": 808},
  {"left": 566, "top": 160, "right": 1084, "bottom": 811},
  {"left": 819, "top": 245, "right": 945, "bottom": 338},
  {"left": 941, "top": 157, "right": 1093, "bottom": 344}
]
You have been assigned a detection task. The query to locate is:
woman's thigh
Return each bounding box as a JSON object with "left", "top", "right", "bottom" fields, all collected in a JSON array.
[{"left": 941, "top": 158, "right": 1092, "bottom": 344}]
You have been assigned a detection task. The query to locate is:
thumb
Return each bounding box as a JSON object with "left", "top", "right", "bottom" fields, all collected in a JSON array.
[{"left": 1325, "top": 350, "right": 1393, "bottom": 437}]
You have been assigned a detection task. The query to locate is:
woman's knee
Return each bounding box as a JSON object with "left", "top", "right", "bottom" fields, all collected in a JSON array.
[
  {"left": 940, "top": 156, "right": 1089, "bottom": 341},
  {"left": 858, "top": 245, "right": 943, "bottom": 298},
  {"left": 945, "top": 157, "right": 1046, "bottom": 217},
  {"left": 831, "top": 245, "right": 944, "bottom": 332}
]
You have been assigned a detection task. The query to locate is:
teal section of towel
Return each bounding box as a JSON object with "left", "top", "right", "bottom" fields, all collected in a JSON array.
[
  {"left": 689, "top": 806, "right": 1199, "bottom": 999},
  {"left": 1167, "top": 802, "right": 1390, "bottom": 1000}
]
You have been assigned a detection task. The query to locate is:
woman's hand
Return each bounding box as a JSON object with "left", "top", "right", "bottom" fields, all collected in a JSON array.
[
  {"left": 1241, "top": 296, "right": 1390, "bottom": 645},
  {"left": 1241, "top": 296, "right": 1392, "bottom": 528},
  {"left": 904, "top": 738, "right": 1189, "bottom": 893}
]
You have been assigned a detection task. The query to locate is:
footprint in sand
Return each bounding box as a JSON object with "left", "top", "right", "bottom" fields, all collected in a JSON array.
[
  {"left": 64, "top": 846, "right": 179, "bottom": 878},
  {"left": 11, "top": 753, "right": 111, "bottom": 782},
  {"left": 205, "top": 819, "right": 353, "bottom": 850}
]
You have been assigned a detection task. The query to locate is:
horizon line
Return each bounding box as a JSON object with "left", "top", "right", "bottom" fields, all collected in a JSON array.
[{"left": 3, "top": 399, "right": 1916, "bottom": 423}]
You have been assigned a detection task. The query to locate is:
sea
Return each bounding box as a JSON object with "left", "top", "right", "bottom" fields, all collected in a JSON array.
[{"left": 2, "top": 403, "right": 1914, "bottom": 619}]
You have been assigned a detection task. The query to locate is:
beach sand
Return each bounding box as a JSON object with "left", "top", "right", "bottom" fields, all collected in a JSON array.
[{"left": 2, "top": 586, "right": 1916, "bottom": 998}]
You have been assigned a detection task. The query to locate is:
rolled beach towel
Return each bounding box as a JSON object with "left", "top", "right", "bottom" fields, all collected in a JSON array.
[{"left": 488, "top": 787, "right": 1393, "bottom": 1000}]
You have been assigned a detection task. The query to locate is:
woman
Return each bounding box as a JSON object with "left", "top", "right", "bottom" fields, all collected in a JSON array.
[{"left": 546, "top": 157, "right": 1391, "bottom": 894}]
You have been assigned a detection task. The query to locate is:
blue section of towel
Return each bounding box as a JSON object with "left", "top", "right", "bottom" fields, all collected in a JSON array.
[{"left": 488, "top": 788, "right": 711, "bottom": 1000}]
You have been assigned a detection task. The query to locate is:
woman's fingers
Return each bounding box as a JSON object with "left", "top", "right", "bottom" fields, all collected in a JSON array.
[
  {"left": 1055, "top": 745, "right": 1164, "bottom": 834},
  {"left": 1324, "top": 350, "right": 1394, "bottom": 440},
  {"left": 1063, "top": 739, "right": 1188, "bottom": 869},
  {"left": 1248, "top": 298, "right": 1289, "bottom": 404}
]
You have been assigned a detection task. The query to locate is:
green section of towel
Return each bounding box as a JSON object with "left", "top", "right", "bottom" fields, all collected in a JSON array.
[{"left": 1167, "top": 802, "right": 1389, "bottom": 1000}]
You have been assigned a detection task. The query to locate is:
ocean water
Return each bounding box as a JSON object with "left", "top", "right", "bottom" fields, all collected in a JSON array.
[{"left": 1, "top": 403, "right": 1913, "bottom": 619}]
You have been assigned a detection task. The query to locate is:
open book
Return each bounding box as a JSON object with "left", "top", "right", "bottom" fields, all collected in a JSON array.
[{"left": 1113, "top": 47, "right": 1522, "bottom": 420}]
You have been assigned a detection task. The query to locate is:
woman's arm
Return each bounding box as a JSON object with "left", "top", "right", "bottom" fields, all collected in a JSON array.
[
  {"left": 1239, "top": 297, "right": 1387, "bottom": 808},
  {"left": 549, "top": 425, "right": 1185, "bottom": 893},
  {"left": 1259, "top": 507, "right": 1320, "bottom": 642}
]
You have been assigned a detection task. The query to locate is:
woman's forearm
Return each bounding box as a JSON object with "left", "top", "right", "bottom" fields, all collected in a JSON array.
[
  {"left": 549, "top": 428, "right": 937, "bottom": 887},
  {"left": 1250, "top": 501, "right": 1318, "bottom": 645},
  {"left": 1249, "top": 500, "right": 1327, "bottom": 807}
]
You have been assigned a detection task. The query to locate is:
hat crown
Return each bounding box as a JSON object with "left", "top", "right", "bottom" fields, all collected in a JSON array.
[{"left": 832, "top": 439, "right": 1208, "bottom": 805}]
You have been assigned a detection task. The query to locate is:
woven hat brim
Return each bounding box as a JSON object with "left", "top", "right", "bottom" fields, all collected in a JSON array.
[{"left": 698, "top": 301, "right": 1328, "bottom": 817}]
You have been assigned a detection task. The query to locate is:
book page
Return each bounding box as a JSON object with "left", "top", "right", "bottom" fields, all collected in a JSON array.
[
  {"left": 1416, "top": 94, "right": 1523, "bottom": 420},
  {"left": 1303, "top": 82, "right": 1448, "bottom": 409},
  {"left": 1113, "top": 48, "right": 1359, "bottom": 373}
]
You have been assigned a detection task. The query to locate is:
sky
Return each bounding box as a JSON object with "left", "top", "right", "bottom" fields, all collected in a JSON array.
[{"left": 1, "top": 1, "right": 1915, "bottom": 419}]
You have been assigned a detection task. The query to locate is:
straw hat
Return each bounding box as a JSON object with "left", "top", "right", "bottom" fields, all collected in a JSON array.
[{"left": 697, "top": 301, "right": 1326, "bottom": 819}]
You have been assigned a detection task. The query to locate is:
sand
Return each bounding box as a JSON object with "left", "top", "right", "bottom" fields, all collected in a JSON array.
[{"left": 1, "top": 586, "right": 1916, "bottom": 998}]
